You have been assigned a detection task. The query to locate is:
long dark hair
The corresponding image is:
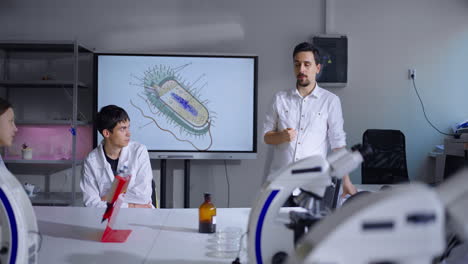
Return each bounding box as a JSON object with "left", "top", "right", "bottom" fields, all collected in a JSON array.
[{"left": 0, "top": 97, "right": 12, "bottom": 116}]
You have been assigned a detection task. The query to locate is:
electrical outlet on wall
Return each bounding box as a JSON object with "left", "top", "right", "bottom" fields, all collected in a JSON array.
[{"left": 408, "top": 69, "right": 416, "bottom": 80}]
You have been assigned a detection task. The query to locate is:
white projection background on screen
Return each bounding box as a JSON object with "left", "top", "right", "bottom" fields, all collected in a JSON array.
[{"left": 97, "top": 55, "right": 255, "bottom": 152}]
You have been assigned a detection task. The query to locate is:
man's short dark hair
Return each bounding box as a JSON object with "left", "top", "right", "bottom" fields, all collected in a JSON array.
[
  {"left": 0, "top": 97, "right": 12, "bottom": 116},
  {"left": 96, "top": 105, "right": 130, "bottom": 135},
  {"left": 293, "top": 42, "right": 321, "bottom": 65}
]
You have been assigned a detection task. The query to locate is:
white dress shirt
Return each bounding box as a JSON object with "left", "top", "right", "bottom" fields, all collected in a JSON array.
[
  {"left": 80, "top": 141, "right": 154, "bottom": 208},
  {"left": 263, "top": 85, "right": 346, "bottom": 176}
]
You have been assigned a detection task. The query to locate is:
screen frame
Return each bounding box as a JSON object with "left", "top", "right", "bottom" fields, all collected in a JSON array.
[{"left": 93, "top": 52, "right": 258, "bottom": 159}]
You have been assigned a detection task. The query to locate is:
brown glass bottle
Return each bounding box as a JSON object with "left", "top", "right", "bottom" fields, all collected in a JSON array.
[{"left": 199, "top": 193, "right": 216, "bottom": 233}]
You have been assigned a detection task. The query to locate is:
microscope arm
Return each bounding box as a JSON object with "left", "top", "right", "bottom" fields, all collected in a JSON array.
[{"left": 436, "top": 168, "right": 468, "bottom": 241}]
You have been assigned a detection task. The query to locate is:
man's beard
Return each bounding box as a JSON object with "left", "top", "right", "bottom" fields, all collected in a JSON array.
[{"left": 296, "top": 79, "right": 310, "bottom": 87}]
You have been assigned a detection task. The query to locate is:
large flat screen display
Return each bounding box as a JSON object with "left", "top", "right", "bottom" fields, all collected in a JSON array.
[{"left": 95, "top": 54, "right": 257, "bottom": 159}]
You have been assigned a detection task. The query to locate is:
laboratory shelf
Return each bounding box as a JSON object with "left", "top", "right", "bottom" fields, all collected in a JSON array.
[
  {"left": 30, "top": 192, "right": 83, "bottom": 206},
  {"left": 0, "top": 80, "right": 88, "bottom": 88},
  {"left": 0, "top": 41, "right": 93, "bottom": 53},
  {"left": 0, "top": 40, "right": 93, "bottom": 206},
  {"left": 4, "top": 157, "right": 81, "bottom": 164},
  {"left": 4, "top": 158, "right": 83, "bottom": 175},
  {"left": 15, "top": 119, "right": 90, "bottom": 126}
]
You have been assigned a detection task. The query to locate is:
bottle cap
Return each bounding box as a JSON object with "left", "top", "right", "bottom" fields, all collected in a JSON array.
[
  {"left": 118, "top": 165, "right": 129, "bottom": 174},
  {"left": 204, "top": 192, "right": 211, "bottom": 199}
]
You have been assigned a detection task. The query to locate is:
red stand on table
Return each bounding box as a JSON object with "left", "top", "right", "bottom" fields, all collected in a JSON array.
[{"left": 100, "top": 173, "right": 132, "bottom": 243}]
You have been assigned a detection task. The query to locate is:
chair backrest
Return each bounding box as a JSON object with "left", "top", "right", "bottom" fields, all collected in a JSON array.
[{"left": 362, "top": 129, "right": 409, "bottom": 184}]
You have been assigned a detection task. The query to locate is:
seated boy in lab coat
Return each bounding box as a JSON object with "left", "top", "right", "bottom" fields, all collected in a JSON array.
[{"left": 80, "top": 105, "right": 154, "bottom": 208}]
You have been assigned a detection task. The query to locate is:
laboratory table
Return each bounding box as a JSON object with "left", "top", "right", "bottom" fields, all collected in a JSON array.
[{"left": 34, "top": 206, "right": 250, "bottom": 264}]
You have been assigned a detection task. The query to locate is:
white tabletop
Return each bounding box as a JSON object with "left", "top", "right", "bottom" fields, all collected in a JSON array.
[{"left": 35, "top": 206, "right": 250, "bottom": 264}]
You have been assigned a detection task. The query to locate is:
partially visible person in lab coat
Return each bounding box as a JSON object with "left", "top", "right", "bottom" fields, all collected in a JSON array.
[{"left": 80, "top": 105, "right": 154, "bottom": 208}]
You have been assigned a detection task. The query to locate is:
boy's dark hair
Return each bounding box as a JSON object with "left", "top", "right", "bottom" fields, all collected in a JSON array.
[
  {"left": 293, "top": 42, "right": 321, "bottom": 65},
  {"left": 96, "top": 105, "right": 130, "bottom": 135},
  {"left": 0, "top": 97, "right": 12, "bottom": 116}
]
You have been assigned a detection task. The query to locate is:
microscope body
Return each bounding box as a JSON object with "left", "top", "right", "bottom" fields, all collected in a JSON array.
[
  {"left": 293, "top": 183, "right": 445, "bottom": 264},
  {"left": 247, "top": 156, "right": 330, "bottom": 264},
  {"left": 247, "top": 147, "right": 364, "bottom": 264}
]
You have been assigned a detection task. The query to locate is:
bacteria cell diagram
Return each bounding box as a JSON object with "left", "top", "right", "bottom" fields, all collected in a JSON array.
[{"left": 131, "top": 63, "right": 215, "bottom": 151}]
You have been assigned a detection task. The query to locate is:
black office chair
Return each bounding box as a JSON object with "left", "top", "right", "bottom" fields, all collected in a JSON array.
[{"left": 361, "top": 129, "right": 409, "bottom": 184}]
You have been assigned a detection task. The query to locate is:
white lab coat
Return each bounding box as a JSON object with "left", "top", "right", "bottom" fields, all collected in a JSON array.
[{"left": 80, "top": 141, "right": 154, "bottom": 208}]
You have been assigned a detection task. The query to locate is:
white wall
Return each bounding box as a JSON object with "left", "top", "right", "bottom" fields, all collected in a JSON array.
[
  {"left": 333, "top": 0, "right": 468, "bottom": 183},
  {"left": 1, "top": 0, "right": 468, "bottom": 207}
]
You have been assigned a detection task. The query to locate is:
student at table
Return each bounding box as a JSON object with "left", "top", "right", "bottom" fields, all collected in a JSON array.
[{"left": 80, "top": 105, "right": 154, "bottom": 208}]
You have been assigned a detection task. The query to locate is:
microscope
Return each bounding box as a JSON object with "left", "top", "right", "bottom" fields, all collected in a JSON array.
[
  {"left": 0, "top": 162, "right": 39, "bottom": 264},
  {"left": 292, "top": 168, "right": 468, "bottom": 264},
  {"left": 247, "top": 145, "right": 368, "bottom": 264}
]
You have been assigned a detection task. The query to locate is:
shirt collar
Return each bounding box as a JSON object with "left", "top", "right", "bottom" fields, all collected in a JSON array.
[{"left": 291, "top": 83, "right": 322, "bottom": 99}]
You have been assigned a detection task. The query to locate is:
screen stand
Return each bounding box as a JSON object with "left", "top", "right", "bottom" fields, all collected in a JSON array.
[
  {"left": 184, "top": 159, "right": 190, "bottom": 208},
  {"left": 160, "top": 159, "right": 190, "bottom": 208},
  {"left": 160, "top": 159, "right": 166, "bottom": 208}
]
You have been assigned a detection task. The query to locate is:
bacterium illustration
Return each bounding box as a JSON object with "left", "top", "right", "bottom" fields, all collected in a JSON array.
[{"left": 131, "top": 63, "right": 215, "bottom": 151}]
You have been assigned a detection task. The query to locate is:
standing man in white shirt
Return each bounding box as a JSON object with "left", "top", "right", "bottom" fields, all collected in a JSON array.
[
  {"left": 81, "top": 105, "right": 154, "bottom": 208},
  {"left": 263, "top": 42, "right": 357, "bottom": 196}
]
